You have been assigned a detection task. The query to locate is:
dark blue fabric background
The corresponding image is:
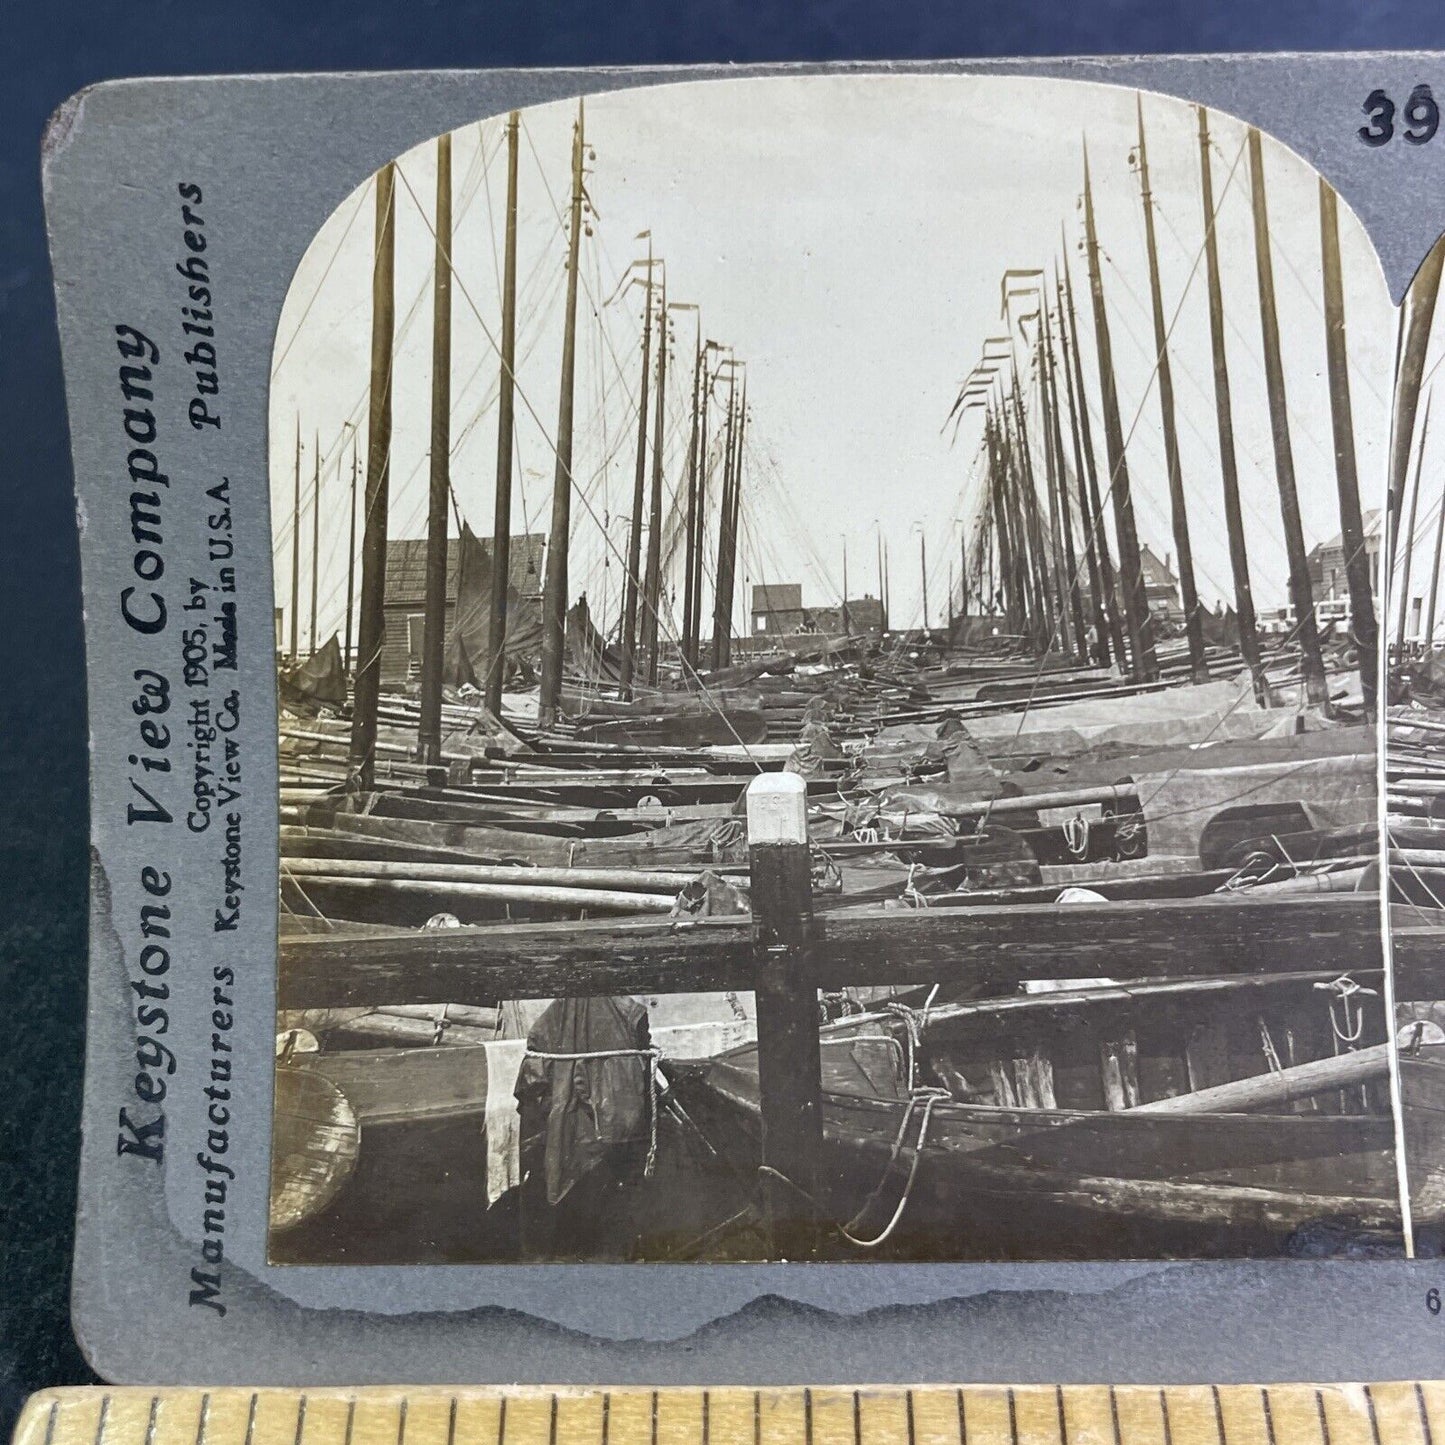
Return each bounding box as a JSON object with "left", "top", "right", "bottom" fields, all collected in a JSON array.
[{"left": 5, "top": 0, "right": 1445, "bottom": 1424}]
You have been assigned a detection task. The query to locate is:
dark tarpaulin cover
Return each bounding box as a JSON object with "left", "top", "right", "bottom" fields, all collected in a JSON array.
[
  {"left": 515, "top": 995, "right": 652, "bottom": 1205},
  {"left": 1200, "top": 606, "right": 1241, "bottom": 649},
  {"left": 565, "top": 595, "right": 622, "bottom": 685},
  {"left": 443, "top": 523, "right": 544, "bottom": 688},
  {"left": 279, "top": 633, "right": 347, "bottom": 710}
]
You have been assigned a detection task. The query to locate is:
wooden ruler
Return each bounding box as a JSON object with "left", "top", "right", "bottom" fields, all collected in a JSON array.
[{"left": 11, "top": 1385, "right": 1445, "bottom": 1445}]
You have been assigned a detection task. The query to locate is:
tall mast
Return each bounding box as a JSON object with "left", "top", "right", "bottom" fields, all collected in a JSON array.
[
  {"left": 1389, "top": 241, "right": 1444, "bottom": 569},
  {"left": 1426, "top": 430, "right": 1445, "bottom": 653},
  {"left": 1062, "top": 242, "right": 1126, "bottom": 668},
  {"left": 687, "top": 348, "right": 712, "bottom": 668},
  {"left": 1042, "top": 295, "right": 1087, "bottom": 660},
  {"left": 642, "top": 284, "right": 669, "bottom": 684},
  {"left": 484, "top": 113, "right": 521, "bottom": 716},
  {"left": 1318, "top": 175, "right": 1377, "bottom": 710},
  {"left": 1396, "top": 393, "right": 1432, "bottom": 652},
  {"left": 538, "top": 101, "right": 586, "bottom": 725},
  {"left": 1056, "top": 267, "right": 1108, "bottom": 665},
  {"left": 1009, "top": 375, "right": 1051, "bottom": 650},
  {"left": 1197, "top": 106, "right": 1265, "bottom": 699},
  {"left": 720, "top": 381, "right": 747, "bottom": 667},
  {"left": 680, "top": 334, "right": 702, "bottom": 676},
  {"left": 841, "top": 537, "right": 850, "bottom": 635},
  {"left": 619, "top": 240, "right": 654, "bottom": 698},
  {"left": 349, "top": 160, "right": 396, "bottom": 791},
  {"left": 1082, "top": 143, "right": 1157, "bottom": 682},
  {"left": 960, "top": 524, "right": 968, "bottom": 620},
  {"left": 344, "top": 432, "right": 358, "bottom": 672},
  {"left": 1034, "top": 319, "right": 1074, "bottom": 655},
  {"left": 289, "top": 419, "right": 301, "bottom": 663},
  {"left": 710, "top": 377, "right": 737, "bottom": 670},
  {"left": 1246, "top": 126, "right": 1329, "bottom": 707},
  {"left": 919, "top": 531, "right": 929, "bottom": 633},
  {"left": 877, "top": 530, "right": 887, "bottom": 632},
  {"left": 883, "top": 536, "right": 891, "bottom": 632},
  {"left": 418, "top": 131, "right": 453, "bottom": 765},
  {"left": 989, "top": 406, "right": 1024, "bottom": 636},
  {"left": 309, "top": 431, "right": 320, "bottom": 653},
  {"left": 1136, "top": 98, "right": 1208, "bottom": 684}
]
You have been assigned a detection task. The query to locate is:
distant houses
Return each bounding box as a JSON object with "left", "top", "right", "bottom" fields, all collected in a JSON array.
[{"left": 750, "top": 582, "right": 885, "bottom": 639}]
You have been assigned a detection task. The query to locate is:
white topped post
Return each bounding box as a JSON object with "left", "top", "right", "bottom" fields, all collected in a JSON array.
[
  {"left": 745, "top": 768, "right": 821, "bottom": 1257},
  {"left": 745, "top": 770, "right": 808, "bottom": 845}
]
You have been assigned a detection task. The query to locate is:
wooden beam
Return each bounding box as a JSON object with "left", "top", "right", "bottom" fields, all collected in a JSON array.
[{"left": 278, "top": 894, "right": 1380, "bottom": 1009}]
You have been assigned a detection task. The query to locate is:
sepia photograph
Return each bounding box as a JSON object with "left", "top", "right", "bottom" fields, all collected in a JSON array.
[
  {"left": 1383, "top": 230, "right": 1445, "bottom": 1256},
  {"left": 266, "top": 74, "right": 1399, "bottom": 1265}
]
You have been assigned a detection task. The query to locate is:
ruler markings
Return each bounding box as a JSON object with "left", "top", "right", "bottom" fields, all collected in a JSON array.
[{"left": 19, "top": 1388, "right": 1445, "bottom": 1445}]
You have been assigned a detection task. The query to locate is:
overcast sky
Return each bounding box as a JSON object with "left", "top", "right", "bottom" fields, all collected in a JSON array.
[{"left": 269, "top": 73, "right": 1395, "bottom": 651}]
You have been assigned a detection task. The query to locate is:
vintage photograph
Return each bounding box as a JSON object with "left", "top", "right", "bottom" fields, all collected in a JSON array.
[
  {"left": 1383, "top": 231, "right": 1445, "bottom": 1256},
  {"left": 267, "top": 74, "right": 1399, "bottom": 1264}
]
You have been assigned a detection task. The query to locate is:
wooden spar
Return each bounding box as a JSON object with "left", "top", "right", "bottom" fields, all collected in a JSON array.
[
  {"left": 1136, "top": 98, "right": 1208, "bottom": 686},
  {"left": 619, "top": 240, "right": 654, "bottom": 699},
  {"left": 919, "top": 530, "right": 929, "bottom": 632},
  {"left": 1056, "top": 268, "right": 1108, "bottom": 665},
  {"left": 418, "top": 130, "right": 452, "bottom": 766},
  {"left": 1318, "top": 177, "right": 1377, "bottom": 711},
  {"left": 282, "top": 857, "right": 702, "bottom": 891},
  {"left": 883, "top": 535, "right": 891, "bottom": 631},
  {"left": 877, "top": 530, "right": 886, "bottom": 633},
  {"left": 1132, "top": 1041, "right": 1390, "bottom": 1115},
  {"left": 1043, "top": 292, "right": 1088, "bottom": 661},
  {"left": 843, "top": 537, "right": 851, "bottom": 635},
  {"left": 290, "top": 417, "right": 301, "bottom": 662},
  {"left": 712, "top": 378, "right": 743, "bottom": 669},
  {"left": 989, "top": 408, "right": 1025, "bottom": 636},
  {"left": 344, "top": 433, "right": 358, "bottom": 671},
  {"left": 642, "top": 280, "right": 669, "bottom": 683},
  {"left": 1082, "top": 142, "right": 1158, "bottom": 682},
  {"left": 538, "top": 101, "right": 586, "bottom": 725},
  {"left": 746, "top": 772, "right": 822, "bottom": 1255},
  {"left": 1388, "top": 237, "right": 1444, "bottom": 571},
  {"left": 309, "top": 430, "right": 320, "bottom": 654},
  {"left": 294, "top": 874, "right": 677, "bottom": 912},
  {"left": 1008, "top": 377, "right": 1050, "bottom": 648},
  {"left": 1246, "top": 127, "right": 1329, "bottom": 709},
  {"left": 680, "top": 335, "right": 702, "bottom": 676},
  {"left": 725, "top": 380, "right": 747, "bottom": 665},
  {"left": 1035, "top": 308, "right": 1073, "bottom": 655},
  {"left": 1428, "top": 436, "right": 1445, "bottom": 653},
  {"left": 709, "top": 381, "right": 735, "bottom": 670},
  {"left": 688, "top": 347, "right": 711, "bottom": 668},
  {"left": 1062, "top": 241, "right": 1126, "bottom": 670},
  {"left": 1395, "top": 392, "right": 1432, "bottom": 652},
  {"left": 484, "top": 113, "right": 520, "bottom": 716},
  {"left": 1196, "top": 106, "right": 1266, "bottom": 702},
  {"left": 277, "top": 894, "right": 1381, "bottom": 1009},
  {"left": 348, "top": 161, "right": 396, "bottom": 792}
]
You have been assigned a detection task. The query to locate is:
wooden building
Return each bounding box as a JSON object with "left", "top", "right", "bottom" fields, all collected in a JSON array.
[{"left": 381, "top": 533, "right": 544, "bottom": 686}]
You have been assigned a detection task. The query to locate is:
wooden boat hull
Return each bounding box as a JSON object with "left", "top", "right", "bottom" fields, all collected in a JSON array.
[{"left": 673, "top": 969, "right": 1402, "bottom": 1258}]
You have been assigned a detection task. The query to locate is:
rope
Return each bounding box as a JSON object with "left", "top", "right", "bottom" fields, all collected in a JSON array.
[
  {"left": 524, "top": 1044, "right": 664, "bottom": 1176},
  {"left": 837, "top": 1086, "right": 951, "bottom": 1250}
]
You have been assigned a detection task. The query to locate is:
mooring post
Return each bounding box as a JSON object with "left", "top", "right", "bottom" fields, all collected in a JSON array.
[{"left": 746, "top": 771, "right": 823, "bottom": 1257}]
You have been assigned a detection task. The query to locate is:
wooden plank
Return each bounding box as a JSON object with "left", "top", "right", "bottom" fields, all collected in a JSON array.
[
  {"left": 277, "top": 894, "right": 1380, "bottom": 1009},
  {"left": 1131, "top": 1042, "right": 1391, "bottom": 1115}
]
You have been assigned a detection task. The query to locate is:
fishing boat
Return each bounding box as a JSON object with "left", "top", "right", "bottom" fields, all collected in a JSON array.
[{"left": 672, "top": 965, "right": 1400, "bottom": 1259}]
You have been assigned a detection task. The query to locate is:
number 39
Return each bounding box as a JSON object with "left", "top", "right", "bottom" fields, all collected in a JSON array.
[{"left": 1360, "top": 85, "right": 1440, "bottom": 146}]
